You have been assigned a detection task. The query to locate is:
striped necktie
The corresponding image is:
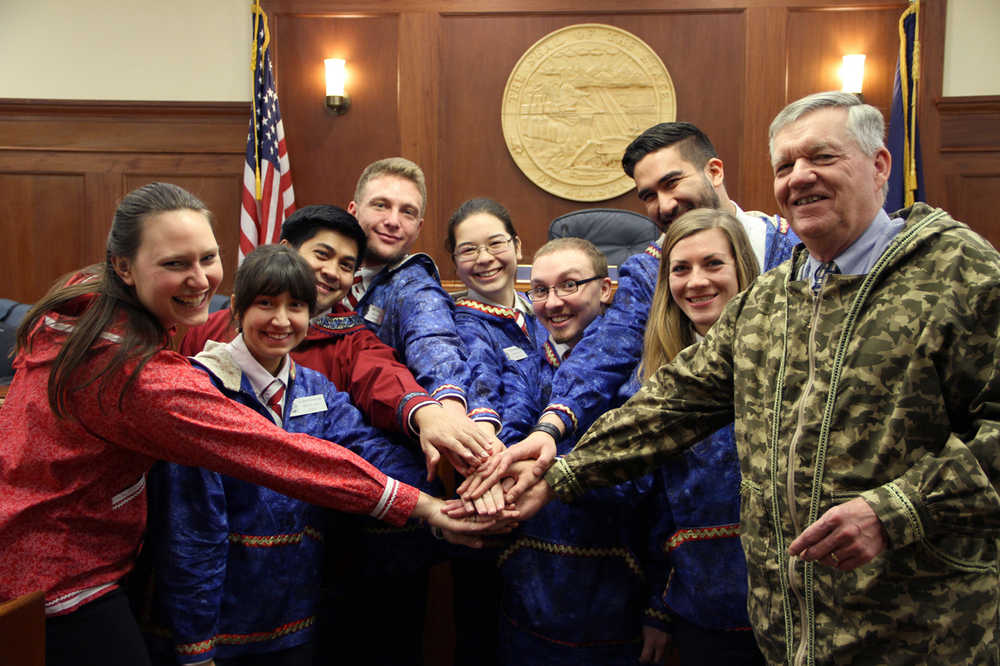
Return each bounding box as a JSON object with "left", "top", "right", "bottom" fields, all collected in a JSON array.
[
  {"left": 513, "top": 310, "right": 530, "bottom": 339},
  {"left": 812, "top": 260, "right": 840, "bottom": 293},
  {"left": 346, "top": 273, "right": 364, "bottom": 309},
  {"left": 265, "top": 380, "right": 285, "bottom": 420}
]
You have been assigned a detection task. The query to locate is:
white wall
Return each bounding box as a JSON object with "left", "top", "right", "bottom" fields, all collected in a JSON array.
[
  {"left": 944, "top": 0, "right": 1000, "bottom": 96},
  {"left": 1, "top": 0, "right": 997, "bottom": 101},
  {"left": 0, "top": 0, "right": 247, "bottom": 101}
]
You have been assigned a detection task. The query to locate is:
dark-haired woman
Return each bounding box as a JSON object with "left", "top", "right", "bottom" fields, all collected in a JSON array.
[
  {"left": 0, "top": 183, "right": 488, "bottom": 666},
  {"left": 149, "top": 244, "right": 433, "bottom": 666}
]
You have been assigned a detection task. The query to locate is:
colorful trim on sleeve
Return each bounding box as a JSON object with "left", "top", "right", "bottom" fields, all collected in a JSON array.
[
  {"left": 541, "top": 404, "right": 578, "bottom": 434},
  {"left": 370, "top": 477, "right": 400, "bottom": 521},
  {"left": 399, "top": 392, "right": 438, "bottom": 435},
  {"left": 431, "top": 384, "right": 466, "bottom": 404}
]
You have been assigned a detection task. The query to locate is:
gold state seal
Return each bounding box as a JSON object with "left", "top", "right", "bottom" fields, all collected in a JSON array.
[{"left": 502, "top": 24, "right": 676, "bottom": 202}]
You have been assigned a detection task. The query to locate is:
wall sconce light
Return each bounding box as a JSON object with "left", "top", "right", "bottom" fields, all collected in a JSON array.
[
  {"left": 325, "top": 58, "right": 350, "bottom": 114},
  {"left": 839, "top": 54, "right": 866, "bottom": 101}
]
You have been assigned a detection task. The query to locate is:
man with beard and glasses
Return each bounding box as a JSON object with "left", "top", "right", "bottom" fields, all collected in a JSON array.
[{"left": 500, "top": 122, "right": 798, "bottom": 463}]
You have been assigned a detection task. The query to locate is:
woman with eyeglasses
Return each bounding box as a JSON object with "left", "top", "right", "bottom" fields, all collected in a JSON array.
[
  {"left": 446, "top": 207, "right": 671, "bottom": 665},
  {"left": 446, "top": 199, "right": 551, "bottom": 445},
  {"left": 443, "top": 198, "right": 548, "bottom": 666}
]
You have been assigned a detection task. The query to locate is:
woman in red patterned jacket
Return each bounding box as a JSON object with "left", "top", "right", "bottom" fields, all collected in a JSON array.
[{"left": 0, "top": 182, "right": 491, "bottom": 666}]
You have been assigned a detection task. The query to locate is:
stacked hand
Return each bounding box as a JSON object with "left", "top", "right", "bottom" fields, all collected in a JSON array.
[
  {"left": 443, "top": 433, "right": 559, "bottom": 525},
  {"left": 413, "top": 492, "right": 518, "bottom": 549},
  {"left": 413, "top": 398, "right": 502, "bottom": 480}
]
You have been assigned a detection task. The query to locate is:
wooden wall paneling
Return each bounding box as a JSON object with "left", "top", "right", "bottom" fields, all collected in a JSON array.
[
  {"left": 933, "top": 97, "right": 1000, "bottom": 240},
  {"left": 616, "top": 10, "right": 746, "bottom": 204},
  {"left": 0, "top": 101, "right": 247, "bottom": 154},
  {"left": 0, "top": 171, "right": 88, "bottom": 302},
  {"left": 916, "top": 0, "right": 944, "bottom": 208},
  {"left": 944, "top": 169, "right": 1000, "bottom": 248},
  {"left": 915, "top": 1, "right": 1000, "bottom": 238},
  {"left": 272, "top": 13, "right": 403, "bottom": 211},
  {"left": 937, "top": 97, "right": 1000, "bottom": 151},
  {"left": 785, "top": 6, "right": 906, "bottom": 126},
  {"left": 267, "top": 0, "right": 903, "bottom": 14},
  {"left": 0, "top": 101, "right": 248, "bottom": 303},
  {"left": 437, "top": 10, "right": 746, "bottom": 279},
  {"left": 399, "top": 11, "right": 442, "bottom": 245},
  {"left": 740, "top": 6, "right": 787, "bottom": 214}
]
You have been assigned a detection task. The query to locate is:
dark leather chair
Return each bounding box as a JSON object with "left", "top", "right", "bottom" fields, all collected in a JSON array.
[
  {"left": 209, "top": 293, "right": 231, "bottom": 313},
  {"left": 0, "top": 321, "right": 15, "bottom": 383},
  {"left": 548, "top": 208, "right": 659, "bottom": 267}
]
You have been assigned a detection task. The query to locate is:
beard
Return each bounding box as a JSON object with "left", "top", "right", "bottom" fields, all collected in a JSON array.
[{"left": 658, "top": 176, "right": 722, "bottom": 229}]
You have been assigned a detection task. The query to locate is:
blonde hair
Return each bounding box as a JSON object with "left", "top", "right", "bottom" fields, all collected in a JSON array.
[
  {"left": 533, "top": 237, "right": 608, "bottom": 278},
  {"left": 640, "top": 208, "right": 758, "bottom": 382},
  {"left": 353, "top": 157, "right": 427, "bottom": 216}
]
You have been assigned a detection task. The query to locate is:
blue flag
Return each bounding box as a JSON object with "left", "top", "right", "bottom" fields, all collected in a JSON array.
[{"left": 885, "top": 3, "right": 923, "bottom": 212}]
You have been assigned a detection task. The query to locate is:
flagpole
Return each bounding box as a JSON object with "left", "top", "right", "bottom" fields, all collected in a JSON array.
[
  {"left": 907, "top": 0, "right": 920, "bottom": 206},
  {"left": 898, "top": 0, "right": 919, "bottom": 207},
  {"left": 251, "top": 0, "right": 265, "bottom": 200}
]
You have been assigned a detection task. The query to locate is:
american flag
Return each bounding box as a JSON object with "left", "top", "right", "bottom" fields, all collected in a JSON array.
[{"left": 240, "top": 2, "right": 295, "bottom": 262}]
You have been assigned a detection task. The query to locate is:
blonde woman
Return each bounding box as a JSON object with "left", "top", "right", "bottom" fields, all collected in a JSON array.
[{"left": 642, "top": 208, "right": 765, "bottom": 665}]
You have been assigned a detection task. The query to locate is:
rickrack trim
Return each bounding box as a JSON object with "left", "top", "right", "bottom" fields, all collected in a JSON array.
[
  {"left": 663, "top": 523, "right": 740, "bottom": 553},
  {"left": 176, "top": 616, "right": 315, "bottom": 655},
  {"left": 497, "top": 536, "right": 643, "bottom": 578},
  {"left": 455, "top": 298, "right": 517, "bottom": 320},
  {"left": 227, "top": 525, "right": 323, "bottom": 547},
  {"left": 542, "top": 404, "right": 577, "bottom": 432}
]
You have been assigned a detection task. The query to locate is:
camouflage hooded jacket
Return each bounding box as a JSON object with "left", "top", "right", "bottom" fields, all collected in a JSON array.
[{"left": 546, "top": 203, "right": 1000, "bottom": 665}]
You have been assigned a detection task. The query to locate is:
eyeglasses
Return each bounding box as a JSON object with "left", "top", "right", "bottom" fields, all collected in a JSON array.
[
  {"left": 453, "top": 236, "right": 514, "bottom": 262},
  {"left": 526, "top": 276, "right": 603, "bottom": 302}
]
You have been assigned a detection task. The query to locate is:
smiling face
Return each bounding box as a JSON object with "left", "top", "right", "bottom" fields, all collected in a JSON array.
[
  {"left": 452, "top": 212, "right": 521, "bottom": 306},
  {"left": 284, "top": 229, "right": 358, "bottom": 313},
  {"left": 633, "top": 144, "right": 723, "bottom": 232},
  {"left": 771, "top": 106, "right": 891, "bottom": 261},
  {"left": 667, "top": 228, "right": 740, "bottom": 336},
  {"left": 348, "top": 174, "right": 424, "bottom": 265},
  {"left": 113, "top": 209, "right": 222, "bottom": 329},
  {"left": 237, "top": 291, "right": 310, "bottom": 375},
  {"left": 530, "top": 248, "right": 613, "bottom": 349}
]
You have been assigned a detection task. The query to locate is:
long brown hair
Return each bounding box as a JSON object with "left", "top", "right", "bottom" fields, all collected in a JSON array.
[
  {"left": 639, "top": 208, "right": 758, "bottom": 382},
  {"left": 16, "top": 182, "right": 214, "bottom": 417}
]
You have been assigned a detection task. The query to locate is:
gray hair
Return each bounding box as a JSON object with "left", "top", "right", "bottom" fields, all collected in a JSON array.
[
  {"left": 768, "top": 91, "right": 885, "bottom": 159},
  {"left": 769, "top": 91, "right": 888, "bottom": 199}
]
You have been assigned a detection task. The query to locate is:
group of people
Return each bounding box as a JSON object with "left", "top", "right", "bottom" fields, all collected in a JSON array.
[{"left": 1, "top": 89, "right": 997, "bottom": 666}]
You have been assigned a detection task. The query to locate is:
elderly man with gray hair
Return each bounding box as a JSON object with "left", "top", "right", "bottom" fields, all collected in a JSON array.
[{"left": 473, "top": 91, "right": 1000, "bottom": 664}]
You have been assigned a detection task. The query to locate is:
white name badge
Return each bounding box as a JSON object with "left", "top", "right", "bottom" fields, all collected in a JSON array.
[
  {"left": 503, "top": 345, "right": 528, "bottom": 361},
  {"left": 363, "top": 305, "right": 384, "bottom": 326},
  {"left": 289, "top": 394, "right": 328, "bottom": 417}
]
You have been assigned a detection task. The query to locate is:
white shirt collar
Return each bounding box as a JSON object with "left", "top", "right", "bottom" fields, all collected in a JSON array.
[{"left": 226, "top": 334, "right": 291, "bottom": 404}]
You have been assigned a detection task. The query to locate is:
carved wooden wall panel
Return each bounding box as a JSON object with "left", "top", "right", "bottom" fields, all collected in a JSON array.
[
  {"left": 917, "top": 1, "right": 1000, "bottom": 245},
  {"left": 275, "top": 14, "right": 403, "bottom": 210},
  {"left": 785, "top": 7, "right": 902, "bottom": 124},
  {"left": 0, "top": 171, "right": 88, "bottom": 301},
  {"left": 438, "top": 10, "right": 746, "bottom": 263},
  {"left": 15, "top": 1, "right": 989, "bottom": 302},
  {"left": 945, "top": 171, "right": 1000, "bottom": 250},
  {"left": 0, "top": 101, "right": 247, "bottom": 302},
  {"left": 261, "top": 1, "right": 909, "bottom": 280}
]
